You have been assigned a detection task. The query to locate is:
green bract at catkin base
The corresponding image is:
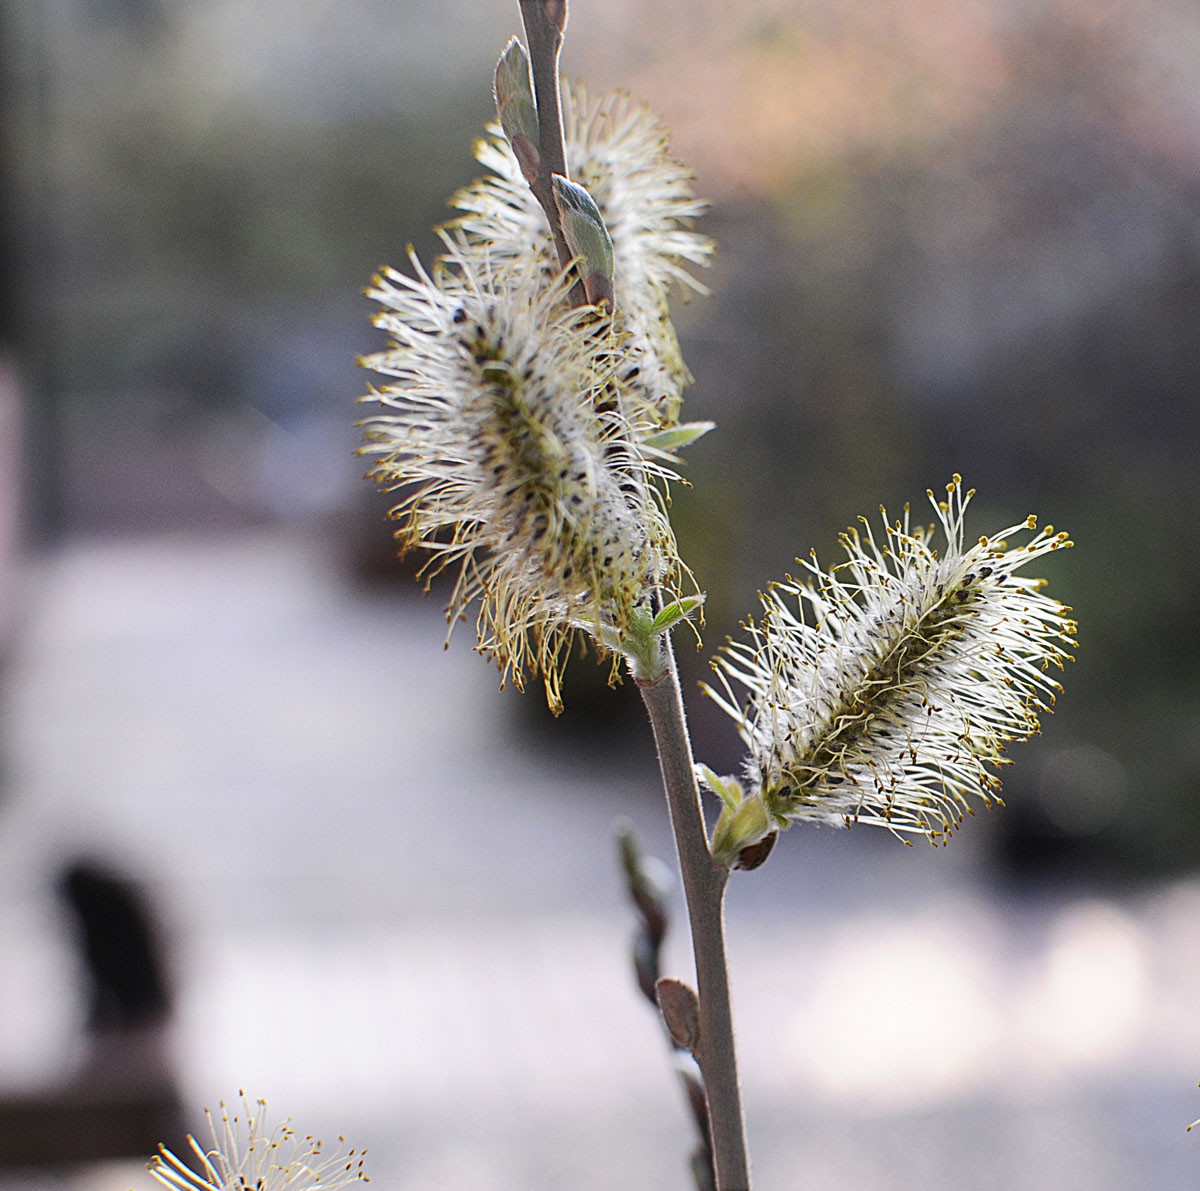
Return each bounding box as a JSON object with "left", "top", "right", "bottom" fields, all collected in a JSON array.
[{"left": 703, "top": 476, "right": 1077, "bottom": 860}]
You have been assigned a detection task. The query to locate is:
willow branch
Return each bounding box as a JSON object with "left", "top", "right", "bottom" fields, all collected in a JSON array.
[
  {"left": 639, "top": 638, "right": 751, "bottom": 1191},
  {"left": 519, "top": 0, "right": 587, "bottom": 306}
]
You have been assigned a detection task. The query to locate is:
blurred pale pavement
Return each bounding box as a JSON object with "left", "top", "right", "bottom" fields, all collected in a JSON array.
[{"left": 0, "top": 531, "right": 1198, "bottom": 1190}]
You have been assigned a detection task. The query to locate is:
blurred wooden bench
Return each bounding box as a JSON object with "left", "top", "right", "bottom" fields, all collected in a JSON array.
[{"left": 0, "top": 1083, "right": 186, "bottom": 1168}]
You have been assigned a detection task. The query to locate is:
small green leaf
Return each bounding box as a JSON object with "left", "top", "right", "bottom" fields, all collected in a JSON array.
[
  {"left": 594, "top": 622, "right": 624, "bottom": 655},
  {"left": 695, "top": 764, "right": 742, "bottom": 812},
  {"left": 641, "top": 422, "right": 716, "bottom": 455},
  {"left": 650, "top": 594, "right": 706, "bottom": 635}
]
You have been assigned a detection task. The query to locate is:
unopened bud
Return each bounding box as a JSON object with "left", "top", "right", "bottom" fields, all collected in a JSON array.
[
  {"left": 689, "top": 1147, "right": 716, "bottom": 1191},
  {"left": 672, "top": 1050, "right": 711, "bottom": 1143},
  {"left": 494, "top": 38, "right": 540, "bottom": 184},
  {"left": 632, "top": 933, "right": 660, "bottom": 1004},
  {"left": 551, "top": 174, "right": 615, "bottom": 309},
  {"left": 656, "top": 977, "right": 700, "bottom": 1054},
  {"left": 617, "top": 823, "right": 672, "bottom": 944}
]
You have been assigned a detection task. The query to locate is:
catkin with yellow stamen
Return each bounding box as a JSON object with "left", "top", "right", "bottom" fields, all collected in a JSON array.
[
  {"left": 454, "top": 82, "right": 713, "bottom": 430},
  {"left": 359, "top": 233, "right": 685, "bottom": 711},
  {"left": 704, "top": 477, "right": 1077, "bottom": 850}
]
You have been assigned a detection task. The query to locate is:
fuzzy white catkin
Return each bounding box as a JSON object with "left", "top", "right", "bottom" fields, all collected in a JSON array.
[
  {"left": 359, "top": 84, "right": 711, "bottom": 710},
  {"left": 359, "top": 237, "right": 686, "bottom": 711},
  {"left": 705, "top": 477, "right": 1077, "bottom": 845}
]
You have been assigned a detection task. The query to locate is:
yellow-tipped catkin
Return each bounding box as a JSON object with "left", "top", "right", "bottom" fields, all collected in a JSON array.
[
  {"left": 705, "top": 478, "right": 1077, "bottom": 844},
  {"left": 455, "top": 83, "right": 713, "bottom": 430},
  {"left": 359, "top": 234, "right": 686, "bottom": 711}
]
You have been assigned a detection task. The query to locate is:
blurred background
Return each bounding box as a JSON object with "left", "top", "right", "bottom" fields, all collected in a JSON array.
[{"left": 1, "top": 0, "right": 1199, "bottom": 1187}]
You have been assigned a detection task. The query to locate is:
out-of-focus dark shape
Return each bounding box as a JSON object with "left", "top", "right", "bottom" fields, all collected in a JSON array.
[
  {"left": 993, "top": 742, "right": 1130, "bottom": 881},
  {"left": 0, "top": 859, "right": 184, "bottom": 1169},
  {"left": 617, "top": 824, "right": 715, "bottom": 1190},
  {"left": 59, "top": 859, "right": 173, "bottom": 1033},
  {"left": 0, "top": 1090, "right": 185, "bottom": 1169}
]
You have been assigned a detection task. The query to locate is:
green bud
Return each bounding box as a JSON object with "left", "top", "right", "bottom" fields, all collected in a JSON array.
[
  {"left": 711, "top": 789, "right": 772, "bottom": 868},
  {"left": 551, "top": 174, "right": 615, "bottom": 309},
  {"left": 494, "top": 38, "right": 540, "bottom": 184},
  {"left": 613, "top": 605, "right": 668, "bottom": 685}
]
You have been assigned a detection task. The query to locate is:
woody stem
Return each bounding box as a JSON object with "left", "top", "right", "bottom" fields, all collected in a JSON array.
[{"left": 639, "top": 638, "right": 752, "bottom": 1191}]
